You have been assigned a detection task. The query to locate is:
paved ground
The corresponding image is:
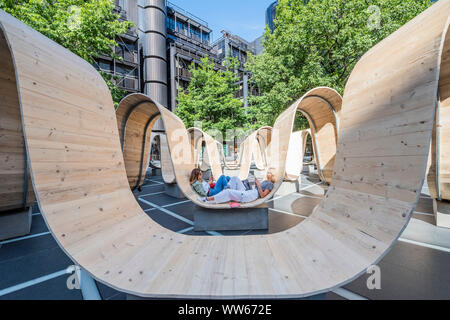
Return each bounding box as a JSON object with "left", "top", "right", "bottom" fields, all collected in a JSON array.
[{"left": 0, "top": 169, "right": 449, "bottom": 300}]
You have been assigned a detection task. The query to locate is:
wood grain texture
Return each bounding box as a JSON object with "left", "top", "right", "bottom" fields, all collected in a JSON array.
[
  {"left": 285, "top": 130, "right": 310, "bottom": 181},
  {"left": 428, "top": 24, "right": 450, "bottom": 202},
  {"left": 0, "top": 22, "right": 34, "bottom": 212},
  {"left": 116, "top": 95, "right": 160, "bottom": 189},
  {"left": 237, "top": 126, "right": 273, "bottom": 180},
  {"left": 1, "top": 1, "right": 449, "bottom": 299},
  {"left": 295, "top": 88, "right": 342, "bottom": 184},
  {"left": 187, "top": 127, "right": 223, "bottom": 180}
]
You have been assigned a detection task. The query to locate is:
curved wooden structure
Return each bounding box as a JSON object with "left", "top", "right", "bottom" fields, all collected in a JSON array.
[
  {"left": 187, "top": 127, "right": 223, "bottom": 179},
  {"left": 295, "top": 88, "right": 342, "bottom": 184},
  {"left": 427, "top": 45, "right": 450, "bottom": 202},
  {"left": 116, "top": 95, "right": 161, "bottom": 189},
  {"left": 237, "top": 126, "right": 273, "bottom": 180},
  {"left": 285, "top": 130, "right": 310, "bottom": 181},
  {"left": 0, "top": 26, "right": 34, "bottom": 212},
  {"left": 1, "top": 2, "right": 450, "bottom": 299}
]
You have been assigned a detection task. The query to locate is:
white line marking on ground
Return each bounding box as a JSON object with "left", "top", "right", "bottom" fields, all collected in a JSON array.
[
  {"left": 145, "top": 178, "right": 164, "bottom": 182},
  {"left": 398, "top": 238, "right": 450, "bottom": 253},
  {"left": 331, "top": 288, "right": 368, "bottom": 300},
  {"left": 206, "top": 231, "right": 223, "bottom": 236},
  {"left": 266, "top": 182, "right": 324, "bottom": 203},
  {"left": 413, "top": 211, "right": 434, "bottom": 217},
  {"left": 141, "top": 184, "right": 164, "bottom": 189},
  {"left": 139, "top": 198, "right": 224, "bottom": 236},
  {"left": 144, "top": 199, "right": 191, "bottom": 212},
  {"left": 147, "top": 180, "right": 164, "bottom": 185},
  {"left": 177, "top": 227, "right": 194, "bottom": 234},
  {"left": 140, "top": 191, "right": 165, "bottom": 197},
  {"left": 0, "top": 232, "right": 51, "bottom": 245},
  {"left": 139, "top": 198, "right": 194, "bottom": 226},
  {"left": 269, "top": 208, "right": 309, "bottom": 219},
  {"left": 0, "top": 269, "right": 68, "bottom": 297}
]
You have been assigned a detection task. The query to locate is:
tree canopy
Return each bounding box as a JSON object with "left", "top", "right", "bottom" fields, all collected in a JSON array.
[
  {"left": 0, "top": 0, "right": 134, "bottom": 105},
  {"left": 176, "top": 56, "right": 247, "bottom": 137},
  {"left": 246, "top": 0, "right": 433, "bottom": 128}
]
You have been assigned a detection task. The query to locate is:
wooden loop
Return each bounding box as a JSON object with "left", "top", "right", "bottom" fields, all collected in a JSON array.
[{"left": 1, "top": 2, "right": 449, "bottom": 299}]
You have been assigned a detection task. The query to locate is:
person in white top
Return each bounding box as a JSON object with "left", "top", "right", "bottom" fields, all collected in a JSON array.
[{"left": 206, "top": 171, "right": 276, "bottom": 204}]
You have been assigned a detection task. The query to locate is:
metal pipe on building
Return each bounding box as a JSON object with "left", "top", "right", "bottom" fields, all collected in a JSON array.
[
  {"left": 142, "top": 0, "right": 168, "bottom": 108},
  {"left": 170, "top": 44, "right": 177, "bottom": 111}
]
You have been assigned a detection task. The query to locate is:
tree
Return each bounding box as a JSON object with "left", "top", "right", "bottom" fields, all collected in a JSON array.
[
  {"left": 246, "top": 0, "right": 432, "bottom": 128},
  {"left": 176, "top": 56, "right": 247, "bottom": 137},
  {"left": 0, "top": 0, "right": 134, "bottom": 106}
]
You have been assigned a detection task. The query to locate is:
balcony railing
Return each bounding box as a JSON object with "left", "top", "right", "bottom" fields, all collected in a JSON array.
[
  {"left": 101, "top": 69, "right": 139, "bottom": 91},
  {"left": 118, "top": 77, "right": 139, "bottom": 91},
  {"left": 176, "top": 67, "right": 192, "bottom": 79},
  {"left": 115, "top": 47, "right": 138, "bottom": 64}
]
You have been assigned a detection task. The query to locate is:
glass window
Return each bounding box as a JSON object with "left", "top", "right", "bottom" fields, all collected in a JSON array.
[
  {"left": 202, "top": 32, "right": 210, "bottom": 44},
  {"left": 176, "top": 20, "right": 187, "bottom": 33},
  {"left": 99, "top": 60, "right": 112, "bottom": 72},
  {"left": 124, "top": 42, "right": 137, "bottom": 52},
  {"left": 116, "top": 65, "right": 137, "bottom": 78},
  {"left": 167, "top": 16, "right": 175, "bottom": 31}
]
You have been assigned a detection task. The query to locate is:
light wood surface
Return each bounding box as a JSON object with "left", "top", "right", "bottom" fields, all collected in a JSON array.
[
  {"left": 0, "top": 27, "right": 34, "bottom": 212},
  {"left": 187, "top": 127, "right": 223, "bottom": 180},
  {"left": 428, "top": 25, "right": 450, "bottom": 202},
  {"left": 237, "top": 126, "right": 273, "bottom": 180},
  {"left": 295, "top": 88, "right": 342, "bottom": 184},
  {"left": 1, "top": 1, "right": 449, "bottom": 299},
  {"left": 285, "top": 130, "right": 310, "bottom": 181},
  {"left": 116, "top": 95, "right": 161, "bottom": 189}
]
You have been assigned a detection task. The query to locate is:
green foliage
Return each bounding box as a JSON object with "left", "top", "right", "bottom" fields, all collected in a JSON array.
[
  {"left": 246, "top": 0, "right": 432, "bottom": 128},
  {"left": 100, "top": 71, "right": 127, "bottom": 109},
  {"left": 0, "top": 0, "right": 134, "bottom": 106},
  {"left": 176, "top": 56, "right": 247, "bottom": 136}
]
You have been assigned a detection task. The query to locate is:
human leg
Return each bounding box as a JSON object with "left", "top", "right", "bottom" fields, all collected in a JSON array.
[
  {"left": 208, "top": 175, "right": 230, "bottom": 196},
  {"left": 211, "top": 189, "right": 244, "bottom": 204},
  {"left": 228, "top": 176, "right": 246, "bottom": 191}
]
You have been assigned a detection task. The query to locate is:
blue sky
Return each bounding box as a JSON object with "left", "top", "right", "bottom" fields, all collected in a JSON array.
[{"left": 168, "top": 0, "right": 275, "bottom": 42}]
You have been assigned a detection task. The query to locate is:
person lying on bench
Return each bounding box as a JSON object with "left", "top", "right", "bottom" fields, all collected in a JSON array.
[
  {"left": 204, "top": 171, "right": 275, "bottom": 204},
  {"left": 190, "top": 168, "right": 231, "bottom": 198}
]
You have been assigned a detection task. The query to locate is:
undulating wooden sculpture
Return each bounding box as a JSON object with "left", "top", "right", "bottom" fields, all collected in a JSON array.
[
  {"left": 1, "top": 1, "right": 449, "bottom": 299},
  {"left": 217, "top": 126, "right": 272, "bottom": 172},
  {"left": 116, "top": 95, "right": 161, "bottom": 189},
  {"left": 285, "top": 130, "right": 310, "bottom": 182},
  {"left": 427, "top": 25, "right": 450, "bottom": 227},
  {"left": 187, "top": 127, "right": 223, "bottom": 180},
  {"left": 295, "top": 88, "right": 342, "bottom": 184},
  {"left": 0, "top": 27, "right": 34, "bottom": 212},
  {"left": 237, "top": 126, "right": 273, "bottom": 180}
]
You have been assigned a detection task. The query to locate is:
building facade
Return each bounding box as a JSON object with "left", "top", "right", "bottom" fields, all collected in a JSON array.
[
  {"left": 94, "top": 0, "right": 257, "bottom": 114},
  {"left": 165, "top": 2, "right": 223, "bottom": 111},
  {"left": 212, "top": 30, "right": 260, "bottom": 112},
  {"left": 266, "top": 1, "right": 278, "bottom": 32},
  {"left": 93, "top": 0, "right": 140, "bottom": 96}
]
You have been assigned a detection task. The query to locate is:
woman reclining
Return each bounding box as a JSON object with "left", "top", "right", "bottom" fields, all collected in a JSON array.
[
  {"left": 190, "top": 168, "right": 231, "bottom": 198},
  {"left": 207, "top": 171, "right": 275, "bottom": 204},
  {"left": 190, "top": 168, "right": 275, "bottom": 204}
]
